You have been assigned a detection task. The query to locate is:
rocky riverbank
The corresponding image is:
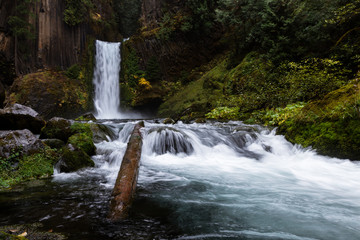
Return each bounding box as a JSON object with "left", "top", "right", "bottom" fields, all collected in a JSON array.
[{"left": 0, "top": 104, "right": 115, "bottom": 189}]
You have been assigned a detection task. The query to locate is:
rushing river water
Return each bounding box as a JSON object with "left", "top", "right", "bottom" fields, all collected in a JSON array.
[{"left": 1, "top": 120, "right": 360, "bottom": 240}]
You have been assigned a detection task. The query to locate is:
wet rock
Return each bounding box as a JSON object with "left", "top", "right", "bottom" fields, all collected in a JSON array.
[
  {"left": 0, "top": 104, "right": 45, "bottom": 134},
  {"left": 75, "top": 112, "right": 96, "bottom": 121},
  {"left": 90, "top": 123, "right": 117, "bottom": 143},
  {"left": 195, "top": 118, "right": 206, "bottom": 123},
  {"left": 68, "top": 133, "right": 96, "bottom": 156},
  {"left": 41, "top": 139, "right": 65, "bottom": 149},
  {"left": 149, "top": 127, "right": 194, "bottom": 155},
  {"left": 0, "top": 129, "right": 45, "bottom": 158},
  {"left": 163, "top": 118, "right": 175, "bottom": 124},
  {"left": 56, "top": 144, "right": 94, "bottom": 173},
  {"left": 40, "top": 117, "right": 73, "bottom": 142}
]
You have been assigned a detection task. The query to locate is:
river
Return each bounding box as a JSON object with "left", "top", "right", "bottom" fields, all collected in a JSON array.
[{"left": 1, "top": 120, "right": 360, "bottom": 240}]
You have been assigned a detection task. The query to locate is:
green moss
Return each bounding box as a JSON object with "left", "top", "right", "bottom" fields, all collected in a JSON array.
[
  {"left": 68, "top": 133, "right": 95, "bottom": 156},
  {"left": 60, "top": 146, "right": 94, "bottom": 173},
  {"left": 277, "top": 80, "right": 360, "bottom": 160},
  {"left": 0, "top": 148, "right": 59, "bottom": 189},
  {"left": 70, "top": 122, "right": 92, "bottom": 136}
]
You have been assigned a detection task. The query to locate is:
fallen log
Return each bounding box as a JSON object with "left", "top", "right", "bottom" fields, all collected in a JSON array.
[{"left": 108, "top": 121, "right": 144, "bottom": 221}]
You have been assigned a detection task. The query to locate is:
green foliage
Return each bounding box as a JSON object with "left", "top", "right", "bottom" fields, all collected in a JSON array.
[
  {"left": 281, "top": 58, "right": 350, "bottom": 102},
  {"left": 277, "top": 81, "right": 360, "bottom": 160},
  {"left": 216, "top": 0, "right": 340, "bottom": 62},
  {"left": 65, "top": 64, "right": 81, "bottom": 79},
  {"left": 0, "top": 148, "right": 58, "bottom": 189},
  {"left": 113, "top": 0, "right": 142, "bottom": 36},
  {"left": 205, "top": 107, "right": 240, "bottom": 120},
  {"left": 8, "top": 0, "right": 36, "bottom": 39},
  {"left": 247, "top": 102, "right": 306, "bottom": 126},
  {"left": 145, "top": 56, "right": 162, "bottom": 82},
  {"left": 123, "top": 48, "right": 145, "bottom": 88},
  {"left": 182, "top": 0, "right": 217, "bottom": 35},
  {"left": 64, "top": 0, "right": 93, "bottom": 26}
]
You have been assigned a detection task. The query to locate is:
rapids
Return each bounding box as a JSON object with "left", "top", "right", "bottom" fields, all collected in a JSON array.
[{"left": 1, "top": 120, "right": 359, "bottom": 240}]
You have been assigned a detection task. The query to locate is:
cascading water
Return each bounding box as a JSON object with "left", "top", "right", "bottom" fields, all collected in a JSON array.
[
  {"left": 1, "top": 121, "right": 360, "bottom": 240},
  {"left": 93, "top": 40, "right": 122, "bottom": 119}
]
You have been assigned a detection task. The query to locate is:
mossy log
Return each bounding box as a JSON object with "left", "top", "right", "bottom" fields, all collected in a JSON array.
[{"left": 108, "top": 121, "right": 144, "bottom": 221}]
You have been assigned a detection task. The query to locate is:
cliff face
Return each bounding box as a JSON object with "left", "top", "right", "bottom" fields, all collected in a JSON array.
[
  {"left": 36, "top": 0, "right": 87, "bottom": 71},
  {"left": 0, "top": 0, "right": 120, "bottom": 77}
]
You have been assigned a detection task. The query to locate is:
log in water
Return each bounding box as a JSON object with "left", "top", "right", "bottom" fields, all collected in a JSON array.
[{"left": 108, "top": 121, "right": 144, "bottom": 221}]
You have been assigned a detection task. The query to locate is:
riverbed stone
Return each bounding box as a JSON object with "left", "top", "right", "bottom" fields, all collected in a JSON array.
[
  {"left": 0, "top": 104, "right": 45, "bottom": 134},
  {"left": 41, "top": 139, "right": 65, "bottom": 149},
  {"left": 0, "top": 129, "right": 45, "bottom": 158},
  {"left": 40, "top": 117, "right": 73, "bottom": 142},
  {"left": 90, "top": 123, "right": 117, "bottom": 143},
  {"left": 56, "top": 144, "right": 94, "bottom": 173}
]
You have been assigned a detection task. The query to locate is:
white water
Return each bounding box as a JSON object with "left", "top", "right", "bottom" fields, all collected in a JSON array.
[
  {"left": 54, "top": 120, "right": 360, "bottom": 239},
  {"left": 93, "top": 40, "right": 122, "bottom": 119}
]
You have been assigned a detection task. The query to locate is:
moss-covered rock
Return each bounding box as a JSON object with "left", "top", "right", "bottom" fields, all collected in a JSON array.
[
  {"left": 277, "top": 80, "right": 360, "bottom": 160},
  {"left": 41, "top": 139, "right": 65, "bottom": 149},
  {"left": 57, "top": 144, "right": 94, "bottom": 173},
  {"left": 68, "top": 133, "right": 95, "bottom": 156},
  {"left": 89, "top": 123, "right": 117, "bottom": 143},
  {"left": 6, "top": 70, "right": 91, "bottom": 119},
  {"left": 40, "top": 117, "right": 73, "bottom": 142}
]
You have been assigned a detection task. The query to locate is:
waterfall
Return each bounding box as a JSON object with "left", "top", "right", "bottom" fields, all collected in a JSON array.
[{"left": 93, "top": 40, "right": 122, "bottom": 119}]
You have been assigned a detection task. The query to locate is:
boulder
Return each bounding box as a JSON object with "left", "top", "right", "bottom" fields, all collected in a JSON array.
[
  {"left": 56, "top": 144, "right": 94, "bottom": 173},
  {"left": 75, "top": 112, "right": 97, "bottom": 121},
  {"left": 41, "top": 139, "right": 65, "bottom": 149},
  {"left": 0, "top": 104, "right": 45, "bottom": 134},
  {"left": 68, "top": 133, "right": 96, "bottom": 156},
  {"left": 40, "top": 117, "right": 73, "bottom": 142},
  {"left": 0, "top": 129, "right": 45, "bottom": 158},
  {"left": 163, "top": 118, "right": 175, "bottom": 124},
  {"left": 90, "top": 123, "right": 117, "bottom": 143}
]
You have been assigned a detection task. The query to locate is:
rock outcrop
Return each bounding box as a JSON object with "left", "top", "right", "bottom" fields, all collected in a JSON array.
[
  {"left": 40, "top": 117, "right": 73, "bottom": 142},
  {"left": 56, "top": 144, "right": 94, "bottom": 173},
  {"left": 0, "top": 104, "right": 45, "bottom": 133},
  {"left": 0, "top": 129, "right": 44, "bottom": 158}
]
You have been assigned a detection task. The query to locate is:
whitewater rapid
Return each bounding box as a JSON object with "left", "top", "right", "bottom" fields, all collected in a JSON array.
[{"left": 53, "top": 120, "right": 360, "bottom": 239}]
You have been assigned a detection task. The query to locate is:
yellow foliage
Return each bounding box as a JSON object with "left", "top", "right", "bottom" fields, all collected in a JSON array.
[{"left": 138, "top": 77, "right": 152, "bottom": 90}]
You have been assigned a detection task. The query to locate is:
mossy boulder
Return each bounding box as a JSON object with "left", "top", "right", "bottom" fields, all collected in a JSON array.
[
  {"left": 6, "top": 70, "right": 91, "bottom": 119},
  {"left": 41, "top": 139, "right": 65, "bottom": 149},
  {"left": 57, "top": 144, "right": 94, "bottom": 173},
  {"left": 40, "top": 117, "right": 73, "bottom": 142},
  {"left": 277, "top": 80, "right": 360, "bottom": 160},
  {"left": 68, "top": 133, "right": 95, "bottom": 156},
  {"left": 75, "top": 112, "right": 96, "bottom": 121},
  {"left": 0, "top": 104, "right": 45, "bottom": 134},
  {"left": 89, "top": 123, "right": 117, "bottom": 143}
]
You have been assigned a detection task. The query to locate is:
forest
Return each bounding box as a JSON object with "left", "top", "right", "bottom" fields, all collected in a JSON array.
[{"left": 0, "top": 0, "right": 360, "bottom": 239}]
